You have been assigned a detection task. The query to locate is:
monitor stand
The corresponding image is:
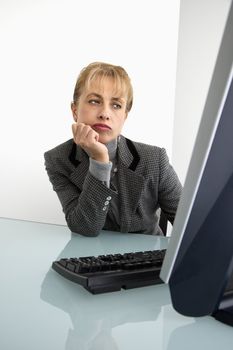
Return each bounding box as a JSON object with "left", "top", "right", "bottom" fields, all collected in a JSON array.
[
  {"left": 212, "top": 271, "right": 233, "bottom": 327},
  {"left": 213, "top": 305, "right": 233, "bottom": 327}
]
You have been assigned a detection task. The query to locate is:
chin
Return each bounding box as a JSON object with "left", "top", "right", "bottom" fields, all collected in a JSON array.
[{"left": 99, "top": 136, "right": 114, "bottom": 145}]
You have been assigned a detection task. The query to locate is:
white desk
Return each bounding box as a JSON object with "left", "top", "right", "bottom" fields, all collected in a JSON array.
[{"left": 1, "top": 218, "right": 233, "bottom": 350}]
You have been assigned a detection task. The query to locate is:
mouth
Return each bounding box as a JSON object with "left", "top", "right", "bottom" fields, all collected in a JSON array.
[{"left": 92, "top": 123, "right": 112, "bottom": 131}]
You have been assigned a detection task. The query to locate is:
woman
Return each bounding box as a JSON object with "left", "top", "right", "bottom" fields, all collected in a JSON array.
[{"left": 44, "top": 62, "right": 182, "bottom": 236}]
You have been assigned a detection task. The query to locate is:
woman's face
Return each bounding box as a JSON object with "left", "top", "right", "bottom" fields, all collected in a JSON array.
[{"left": 71, "top": 77, "right": 128, "bottom": 144}]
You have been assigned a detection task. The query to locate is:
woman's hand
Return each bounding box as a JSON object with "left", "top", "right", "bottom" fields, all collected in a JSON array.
[{"left": 72, "top": 122, "right": 109, "bottom": 163}]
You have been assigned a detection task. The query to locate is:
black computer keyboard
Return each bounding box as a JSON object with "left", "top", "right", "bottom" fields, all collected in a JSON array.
[{"left": 52, "top": 249, "right": 166, "bottom": 294}]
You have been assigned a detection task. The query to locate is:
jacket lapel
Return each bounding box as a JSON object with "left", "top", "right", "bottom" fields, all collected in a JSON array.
[
  {"left": 68, "top": 142, "right": 89, "bottom": 190},
  {"left": 118, "top": 137, "right": 145, "bottom": 232}
]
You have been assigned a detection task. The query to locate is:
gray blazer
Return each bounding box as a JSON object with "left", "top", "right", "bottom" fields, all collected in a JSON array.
[{"left": 44, "top": 135, "right": 182, "bottom": 236}]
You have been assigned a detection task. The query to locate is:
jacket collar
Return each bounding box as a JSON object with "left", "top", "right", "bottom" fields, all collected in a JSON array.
[
  {"left": 68, "top": 135, "right": 140, "bottom": 170},
  {"left": 118, "top": 136, "right": 140, "bottom": 170}
]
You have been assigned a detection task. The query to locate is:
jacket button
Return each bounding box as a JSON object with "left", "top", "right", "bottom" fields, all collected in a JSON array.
[
  {"left": 106, "top": 196, "right": 112, "bottom": 200},
  {"left": 102, "top": 206, "right": 107, "bottom": 211},
  {"left": 104, "top": 201, "right": 109, "bottom": 206}
]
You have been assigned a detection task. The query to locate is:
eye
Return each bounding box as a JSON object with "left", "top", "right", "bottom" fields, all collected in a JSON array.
[
  {"left": 112, "top": 103, "right": 122, "bottom": 109},
  {"left": 88, "top": 99, "right": 100, "bottom": 105}
]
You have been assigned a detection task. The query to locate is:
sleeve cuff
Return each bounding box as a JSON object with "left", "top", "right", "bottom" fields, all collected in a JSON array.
[{"left": 89, "top": 158, "right": 112, "bottom": 187}]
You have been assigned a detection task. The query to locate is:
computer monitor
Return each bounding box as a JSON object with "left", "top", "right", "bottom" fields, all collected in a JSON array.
[{"left": 160, "top": 2, "right": 233, "bottom": 327}]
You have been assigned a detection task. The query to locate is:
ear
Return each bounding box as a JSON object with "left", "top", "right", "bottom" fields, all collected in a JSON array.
[{"left": 71, "top": 102, "right": 78, "bottom": 122}]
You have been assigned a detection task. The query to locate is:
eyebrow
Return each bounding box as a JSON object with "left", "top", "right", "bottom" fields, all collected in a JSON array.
[{"left": 86, "top": 93, "right": 126, "bottom": 103}]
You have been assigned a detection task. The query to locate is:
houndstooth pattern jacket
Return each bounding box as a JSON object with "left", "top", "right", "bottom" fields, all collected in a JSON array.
[{"left": 44, "top": 135, "right": 182, "bottom": 236}]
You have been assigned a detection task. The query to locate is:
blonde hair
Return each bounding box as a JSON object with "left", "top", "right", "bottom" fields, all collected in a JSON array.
[{"left": 72, "top": 62, "right": 133, "bottom": 112}]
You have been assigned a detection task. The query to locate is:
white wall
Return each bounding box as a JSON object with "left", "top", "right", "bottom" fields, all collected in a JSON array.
[
  {"left": 0, "top": 0, "right": 180, "bottom": 224},
  {"left": 172, "top": 0, "right": 232, "bottom": 185}
]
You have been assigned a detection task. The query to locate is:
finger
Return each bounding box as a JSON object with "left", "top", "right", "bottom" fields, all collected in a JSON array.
[
  {"left": 72, "top": 123, "right": 99, "bottom": 147},
  {"left": 72, "top": 123, "right": 82, "bottom": 144},
  {"left": 85, "top": 128, "right": 99, "bottom": 145},
  {"left": 79, "top": 127, "right": 97, "bottom": 148},
  {"left": 78, "top": 124, "right": 92, "bottom": 141},
  {"left": 72, "top": 123, "right": 87, "bottom": 143},
  {"left": 74, "top": 124, "right": 94, "bottom": 148}
]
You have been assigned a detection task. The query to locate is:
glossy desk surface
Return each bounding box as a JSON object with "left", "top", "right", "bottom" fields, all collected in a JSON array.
[{"left": 1, "top": 218, "right": 233, "bottom": 350}]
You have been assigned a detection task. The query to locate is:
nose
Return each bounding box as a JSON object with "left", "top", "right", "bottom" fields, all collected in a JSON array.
[
  {"left": 98, "top": 114, "right": 110, "bottom": 120},
  {"left": 98, "top": 104, "right": 111, "bottom": 120}
]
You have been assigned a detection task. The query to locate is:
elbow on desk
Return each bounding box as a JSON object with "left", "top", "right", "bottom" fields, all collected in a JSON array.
[
  {"left": 66, "top": 220, "right": 101, "bottom": 237},
  {"left": 65, "top": 209, "right": 104, "bottom": 237}
]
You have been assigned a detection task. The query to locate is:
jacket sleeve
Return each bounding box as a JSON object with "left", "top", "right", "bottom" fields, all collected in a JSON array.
[
  {"left": 158, "top": 148, "right": 182, "bottom": 224},
  {"left": 44, "top": 152, "right": 117, "bottom": 236}
]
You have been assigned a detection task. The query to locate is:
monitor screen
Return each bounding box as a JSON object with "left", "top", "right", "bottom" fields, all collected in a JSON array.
[{"left": 160, "top": 1, "right": 233, "bottom": 325}]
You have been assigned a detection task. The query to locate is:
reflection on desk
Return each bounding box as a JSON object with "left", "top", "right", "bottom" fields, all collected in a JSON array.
[
  {"left": 165, "top": 315, "right": 233, "bottom": 350},
  {"left": 40, "top": 232, "right": 169, "bottom": 349},
  {"left": 1, "top": 218, "right": 233, "bottom": 350}
]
